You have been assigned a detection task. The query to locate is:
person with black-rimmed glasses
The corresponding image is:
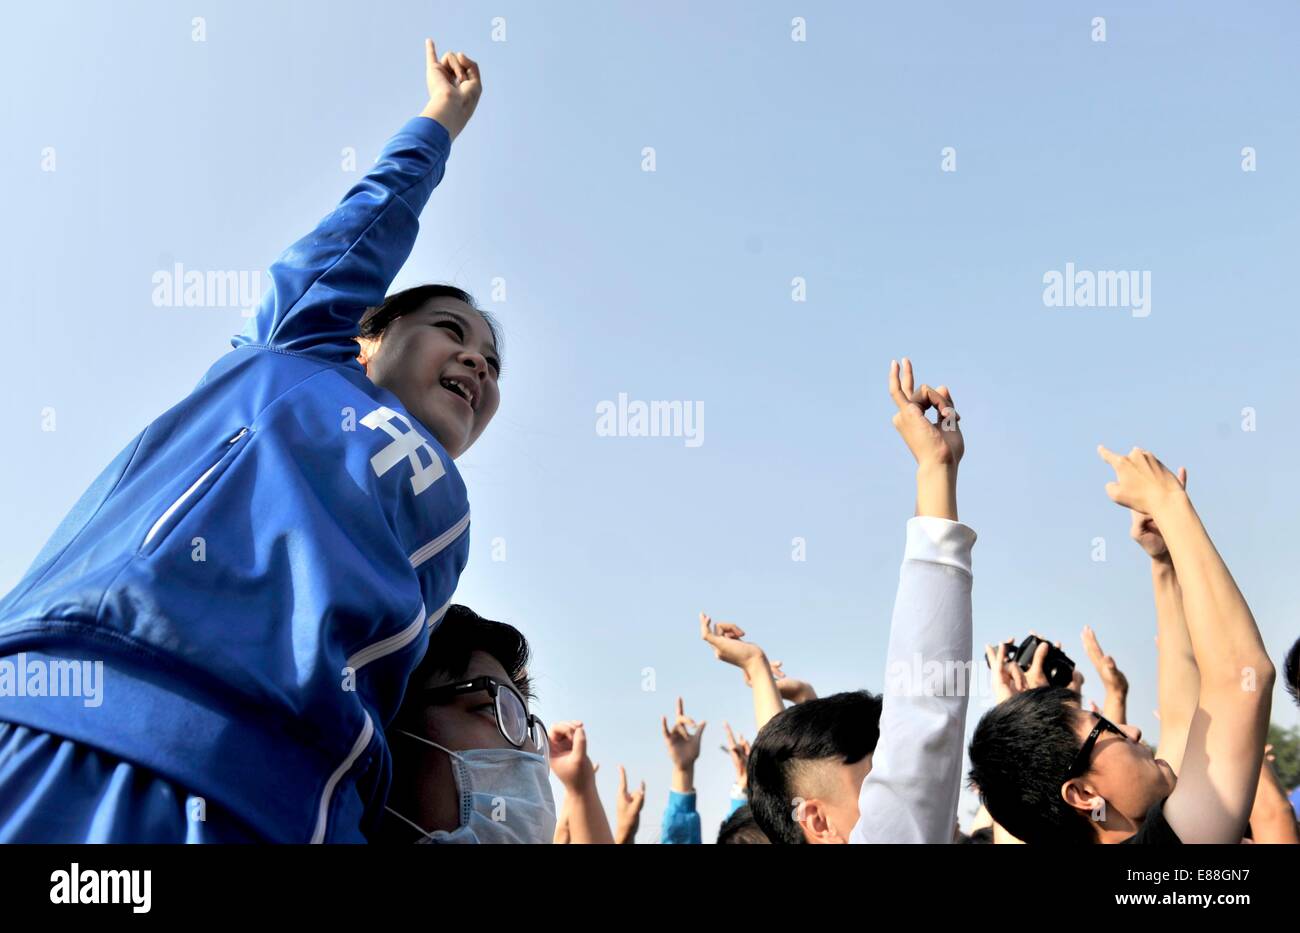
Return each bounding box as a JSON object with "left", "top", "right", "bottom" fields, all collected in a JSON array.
[
  {"left": 380, "top": 604, "right": 576, "bottom": 844},
  {"left": 969, "top": 447, "right": 1274, "bottom": 844}
]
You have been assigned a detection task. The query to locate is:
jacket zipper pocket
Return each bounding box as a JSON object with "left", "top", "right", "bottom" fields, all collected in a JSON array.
[{"left": 139, "top": 427, "right": 251, "bottom": 554}]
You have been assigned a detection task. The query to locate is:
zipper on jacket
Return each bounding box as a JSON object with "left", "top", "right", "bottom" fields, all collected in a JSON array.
[
  {"left": 316, "top": 601, "right": 427, "bottom": 843},
  {"left": 141, "top": 427, "right": 250, "bottom": 550},
  {"left": 345, "top": 602, "right": 427, "bottom": 672}
]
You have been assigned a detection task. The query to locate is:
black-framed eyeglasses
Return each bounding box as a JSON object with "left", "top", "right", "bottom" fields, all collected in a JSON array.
[
  {"left": 419, "top": 675, "right": 548, "bottom": 756},
  {"left": 1066, "top": 711, "right": 1125, "bottom": 779}
]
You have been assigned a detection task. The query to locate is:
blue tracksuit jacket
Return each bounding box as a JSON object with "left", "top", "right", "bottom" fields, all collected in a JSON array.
[{"left": 0, "top": 115, "right": 467, "bottom": 842}]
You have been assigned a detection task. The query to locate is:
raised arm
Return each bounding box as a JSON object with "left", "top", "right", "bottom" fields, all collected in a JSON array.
[
  {"left": 853, "top": 359, "right": 975, "bottom": 844},
  {"left": 233, "top": 39, "right": 482, "bottom": 363},
  {"left": 699, "top": 614, "right": 785, "bottom": 732},
  {"left": 659, "top": 698, "right": 705, "bottom": 844},
  {"left": 1098, "top": 446, "right": 1274, "bottom": 843},
  {"left": 1248, "top": 745, "right": 1300, "bottom": 844},
  {"left": 1081, "top": 626, "right": 1129, "bottom": 725},
  {"left": 1127, "top": 468, "right": 1198, "bottom": 771},
  {"left": 548, "top": 721, "right": 614, "bottom": 844},
  {"left": 613, "top": 766, "right": 646, "bottom": 844}
]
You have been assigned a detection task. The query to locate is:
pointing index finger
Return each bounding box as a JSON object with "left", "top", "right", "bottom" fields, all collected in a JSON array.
[{"left": 1097, "top": 444, "right": 1122, "bottom": 469}]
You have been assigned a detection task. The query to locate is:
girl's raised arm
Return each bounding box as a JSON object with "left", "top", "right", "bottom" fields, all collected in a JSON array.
[{"left": 233, "top": 39, "right": 481, "bottom": 364}]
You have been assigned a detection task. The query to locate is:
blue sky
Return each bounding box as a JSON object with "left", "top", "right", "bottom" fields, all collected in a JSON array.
[{"left": 2, "top": 1, "right": 1298, "bottom": 840}]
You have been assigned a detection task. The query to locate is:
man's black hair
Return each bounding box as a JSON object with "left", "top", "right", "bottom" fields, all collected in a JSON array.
[
  {"left": 399, "top": 604, "right": 532, "bottom": 719},
  {"left": 717, "top": 804, "right": 770, "bottom": 844},
  {"left": 746, "top": 690, "right": 882, "bottom": 845},
  {"left": 967, "top": 686, "right": 1095, "bottom": 845},
  {"left": 1284, "top": 635, "right": 1300, "bottom": 708}
]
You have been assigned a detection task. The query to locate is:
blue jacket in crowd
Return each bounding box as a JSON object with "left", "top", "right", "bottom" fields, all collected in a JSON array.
[{"left": 0, "top": 116, "right": 467, "bottom": 842}]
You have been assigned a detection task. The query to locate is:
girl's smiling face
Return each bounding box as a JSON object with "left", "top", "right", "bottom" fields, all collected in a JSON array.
[{"left": 360, "top": 295, "right": 501, "bottom": 458}]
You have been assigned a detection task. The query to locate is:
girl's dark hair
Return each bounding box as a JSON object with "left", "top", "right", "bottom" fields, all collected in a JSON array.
[
  {"left": 359, "top": 283, "right": 503, "bottom": 367},
  {"left": 967, "top": 687, "right": 1096, "bottom": 844}
]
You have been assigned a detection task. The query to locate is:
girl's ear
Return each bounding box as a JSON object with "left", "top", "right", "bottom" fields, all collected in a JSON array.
[{"left": 356, "top": 335, "right": 379, "bottom": 371}]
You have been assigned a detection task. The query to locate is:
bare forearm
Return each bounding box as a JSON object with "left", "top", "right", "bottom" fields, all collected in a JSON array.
[
  {"left": 671, "top": 764, "right": 695, "bottom": 795},
  {"left": 1103, "top": 690, "right": 1128, "bottom": 727},
  {"left": 563, "top": 781, "right": 615, "bottom": 844},
  {"left": 553, "top": 795, "right": 571, "bottom": 844},
  {"left": 916, "top": 464, "right": 958, "bottom": 521},
  {"left": 1157, "top": 494, "right": 1275, "bottom": 842},
  {"left": 1152, "top": 559, "right": 1197, "bottom": 769},
  {"left": 1158, "top": 496, "right": 1273, "bottom": 688},
  {"left": 420, "top": 96, "right": 474, "bottom": 141},
  {"left": 1250, "top": 774, "right": 1300, "bottom": 844},
  {"left": 1250, "top": 807, "right": 1300, "bottom": 844},
  {"left": 744, "top": 654, "right": 786, "bottom": 732},
  {"left": 614, "top": 820, "right": 638, "bottom": 844}
]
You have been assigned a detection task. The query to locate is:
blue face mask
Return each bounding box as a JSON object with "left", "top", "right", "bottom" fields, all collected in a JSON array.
[{"left": 386, "top": 730, "right": 557, "bottom": 844}]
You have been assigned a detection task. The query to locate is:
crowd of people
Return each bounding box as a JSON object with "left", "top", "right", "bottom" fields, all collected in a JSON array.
[
  {"left": 376, "top": 358, "right": 1300, "bottom": 845},
  {"left": 0, "top": 39, "right": 1297, "bottom": 845}
]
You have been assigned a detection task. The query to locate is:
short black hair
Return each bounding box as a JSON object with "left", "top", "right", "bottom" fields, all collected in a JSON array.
[
  {"left": 746, "top": 690, "right": 882, "bottom": 845},
  {"left": 399, "top": 604, "right": 532, "bottom": 719},
  {"left": 717, "top": 804, "right": 770, "bottom": 844},
  {"left": 967, "top": 687, "right": 1095, "bottom": 845},
  {"left": 1284, "top": 635, "right": 1300, "bottom": 708},
  {"left": 359, "top": 283, "right": 503, "bottom": 368}
]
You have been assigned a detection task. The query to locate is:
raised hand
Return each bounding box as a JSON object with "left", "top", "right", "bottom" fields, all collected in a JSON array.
[
  {"left": 889, "top": 358, "right": 962, "bottom": 521},
  {"left": 770, "top": 660, "right": 817, "bottom": 704},
  {"left": 661, "top": 697, "right": 707, "bottom": 770},
  {"left": 422, "top": 38, "right": 483, "bottom": 140},
  {"left": 1130, "top": 467, "right": 1188, "bottom": 560},
  {"left": 1097, "top": 446, "right": 1187, "bottom": 519},
  {"left": 986, "top": 641, "right": 1028, "bottom": 704},
  {"left": 700, "top": 613, "right": 786, "bottom": 733},
  {"left": 721, "top": 722, "right": 752, "bottom": 790},
  {"left": 548, "top": 720, "right": 595, "bottom": 790},
  {"left": 550, "top": 721, "right": 615, "bottom": 844},
  {"left": 1082, "top": 626, "right": 1129, "bottom": 698},
  {"left": 888, "top": 358, "right": 964, "bottom": 469},
  {"left": 614, "top": 765, "right": 646, "bottom": 844},
  {"left": 700, "top": 612, "right": 766, "bottom": 674}
]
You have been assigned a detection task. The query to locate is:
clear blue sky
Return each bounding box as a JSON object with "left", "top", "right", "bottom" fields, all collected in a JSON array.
[{"left": 2, "top": 1, "right": 1297, "bottom": 841}]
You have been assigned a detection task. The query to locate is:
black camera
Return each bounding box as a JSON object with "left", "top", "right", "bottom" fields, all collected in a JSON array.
[{"left": 985, "top": 635, "right": 1076, "bottom": 688}]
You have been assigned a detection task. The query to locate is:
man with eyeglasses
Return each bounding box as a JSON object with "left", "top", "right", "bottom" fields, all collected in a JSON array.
[
  {"left": 375, "top": 604, "right": 607, "bottom": 843},
  {"left": 969, "top": 448, "right": 1274, "bottom": 844}
]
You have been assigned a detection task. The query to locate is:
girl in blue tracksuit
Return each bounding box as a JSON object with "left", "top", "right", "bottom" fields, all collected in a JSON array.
[{"left": 0, "top": 40, "right": 493, "bottom": 842}]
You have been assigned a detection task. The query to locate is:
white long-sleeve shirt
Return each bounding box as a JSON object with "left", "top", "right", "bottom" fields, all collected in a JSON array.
[{"left": 850, "top": 516, "right": 977, "bottom": 844}]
